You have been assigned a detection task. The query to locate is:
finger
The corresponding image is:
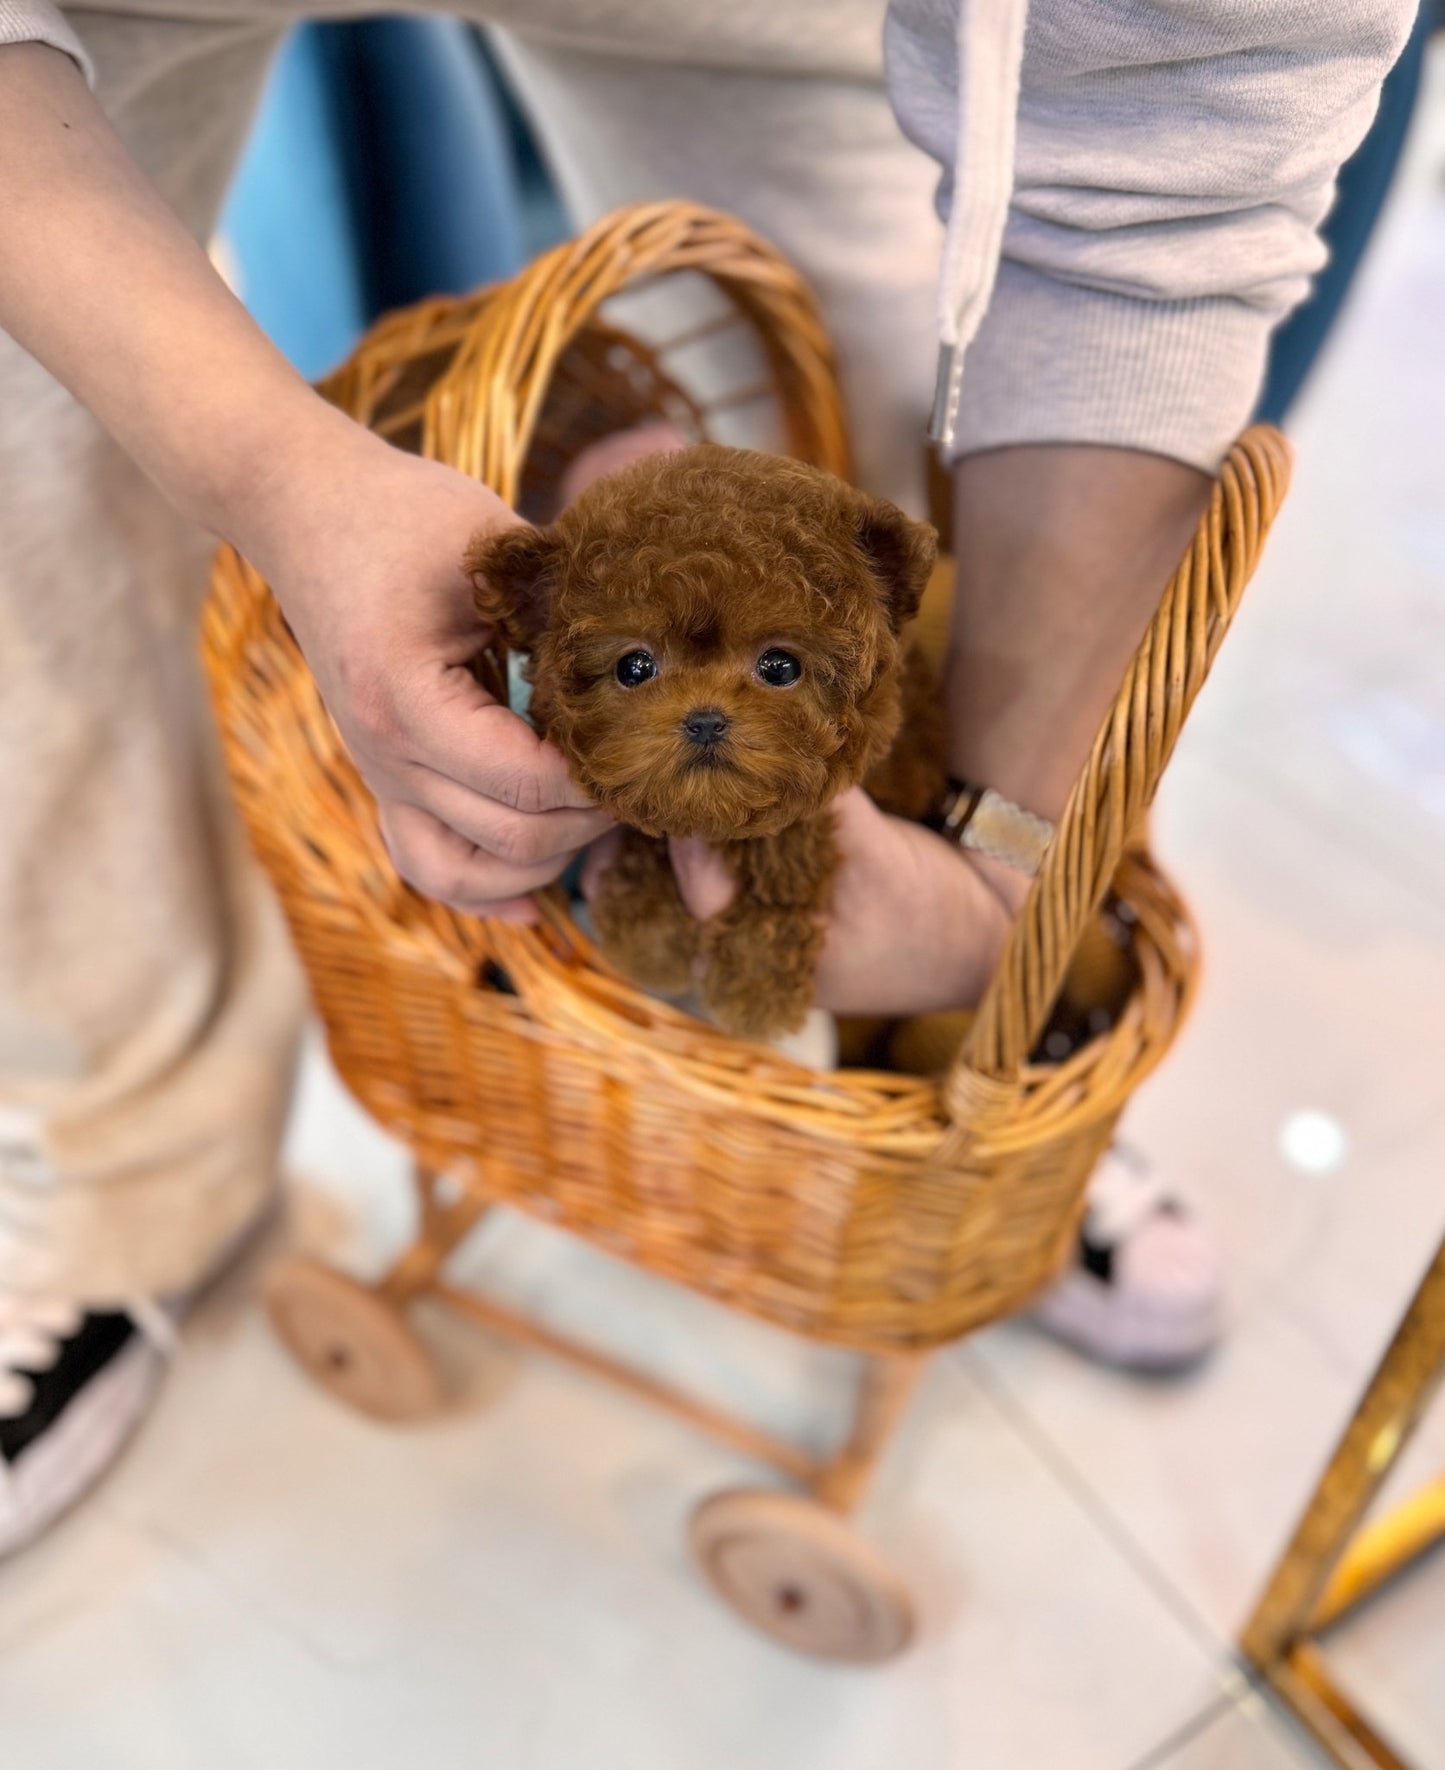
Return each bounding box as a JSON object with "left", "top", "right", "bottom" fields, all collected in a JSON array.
[
  {"left": 580, "top": 827, "right": 626, "bottom": 901},
  {"left": 396, "top": 668, "right": 598, "bottom": 814},
  {"left": 668, "top": 835, "right": 737, "bottom": 922},
  {"left": 380, "top": 802, "right": 573, "bottom": 915},
  {"left": 408, "top": 770, "right": 612, "bottom": 870}
]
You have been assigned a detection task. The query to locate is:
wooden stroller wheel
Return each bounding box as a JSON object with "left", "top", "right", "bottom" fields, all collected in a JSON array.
[
  {"left": 263, "top": 1257, "right": 444, "bottom": 1422},
  {"left": 689, "top": 1488, "right": 914, "bottom": 1662}
]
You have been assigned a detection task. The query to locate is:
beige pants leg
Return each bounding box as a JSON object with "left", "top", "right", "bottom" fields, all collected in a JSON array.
[
  {"left": 0, "top": 20, "right": 303, "bottom": 1305},
  {"left": 0, "top": 3, "right": 939, "bottom": 1303},
  {"left": 491, "top": 21, "right": 943, "bottom": 515}
]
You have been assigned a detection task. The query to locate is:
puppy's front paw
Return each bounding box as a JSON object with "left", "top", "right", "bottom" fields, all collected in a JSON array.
[
  {"left": 590, "top": 833, "right": 698, "bottom": 996},
  {"left": 697, "top": 904, "right": 823, "bottom": 1041}
]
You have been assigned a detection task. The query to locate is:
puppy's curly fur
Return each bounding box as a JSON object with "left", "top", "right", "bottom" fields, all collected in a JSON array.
[{"left": 468, "top": 444, "right": 942, "bottom": 1040}]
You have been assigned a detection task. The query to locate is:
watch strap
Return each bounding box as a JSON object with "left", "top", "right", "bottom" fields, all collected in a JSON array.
[{"left": 930, "top": 777, "right": 1055, "bottom": 877}]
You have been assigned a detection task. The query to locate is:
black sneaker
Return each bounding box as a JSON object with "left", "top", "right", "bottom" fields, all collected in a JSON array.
[{"left": 0, "top": 1297, "right": 172, "bottom": 1559}]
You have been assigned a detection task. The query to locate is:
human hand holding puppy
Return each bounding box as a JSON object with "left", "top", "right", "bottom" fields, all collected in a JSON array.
[
  {"left": 243, "top": 425, "right": 613, "bottom": 920},
  {"left": 470, "top": 443, "right": 1002, "bottom": 1037},
  {"left": 662, "top": 790, "right": 1015, "bottom": 1018}
]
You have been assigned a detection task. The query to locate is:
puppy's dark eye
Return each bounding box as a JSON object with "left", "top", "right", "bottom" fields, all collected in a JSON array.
[
  {"left": 615, "top": 649, "right": 658, "bottom": 687},
  {"left": 756, "top": 648, "right": 802, "bottom": 687}
]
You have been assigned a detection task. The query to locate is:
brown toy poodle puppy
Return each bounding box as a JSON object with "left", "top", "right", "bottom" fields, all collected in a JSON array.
[{"left": 468, "top": 443, "right": 943, "bottom": 1040}]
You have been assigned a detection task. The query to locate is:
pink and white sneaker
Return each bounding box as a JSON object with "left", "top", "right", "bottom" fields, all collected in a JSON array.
[{"left": 1030, "top": 1144, "right": 1225, "bottom": 1371}]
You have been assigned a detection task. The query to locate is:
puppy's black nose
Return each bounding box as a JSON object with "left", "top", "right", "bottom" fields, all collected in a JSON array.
[{"left": 681, "top": 707, "right": 729, "bottom": 746}]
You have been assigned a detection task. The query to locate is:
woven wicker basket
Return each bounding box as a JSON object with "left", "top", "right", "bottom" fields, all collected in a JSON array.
[{"left": 203, "top": 201, "right": 1290, "bottom": 1358}]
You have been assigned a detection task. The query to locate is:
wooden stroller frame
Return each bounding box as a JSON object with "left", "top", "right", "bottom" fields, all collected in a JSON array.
[{"left": 204, "top": 203, "right": 1292, "bottom": 1660}]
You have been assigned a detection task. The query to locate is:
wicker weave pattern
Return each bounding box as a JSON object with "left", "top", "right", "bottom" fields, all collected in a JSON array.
[{"left": 202, "top": 203, "right": 1290, "bottom": 1353}]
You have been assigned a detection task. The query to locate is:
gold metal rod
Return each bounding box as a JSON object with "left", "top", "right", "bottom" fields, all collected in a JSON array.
[
  {"left": 1260, "top": 1642, "right": 1417, "bottom": 1770},
  {"left": 1240, "top": 1234, "right": 1445, "bottom": 1669}
]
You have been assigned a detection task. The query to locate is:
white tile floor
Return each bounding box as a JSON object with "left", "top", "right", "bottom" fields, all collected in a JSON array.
[{"left": 7, "top": 47, "right": 1445, "bottom": 1770}]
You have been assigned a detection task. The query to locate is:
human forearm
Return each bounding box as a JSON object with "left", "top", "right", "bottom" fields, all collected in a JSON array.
[
  {"left": 0, "top": 43, "right": 350, "bottom": 549},
  {"left": 946, "top": 444, "right": 1210, "bottom": 909},
  {"left": 0, "top": 43, "right": 609, "bottom": 913}
]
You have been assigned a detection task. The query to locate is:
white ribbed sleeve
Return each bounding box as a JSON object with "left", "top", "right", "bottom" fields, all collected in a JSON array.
[
  {"left": 885, "top": 0, "right": 1417, "bottom": 471},
  {"left": 0, "top": 1, "right": 92, "bottom": 82}
]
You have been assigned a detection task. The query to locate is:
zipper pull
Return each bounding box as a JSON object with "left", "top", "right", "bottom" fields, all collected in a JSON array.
[{"left": 927, "top": 341, "right": 964, "bottom": 451}]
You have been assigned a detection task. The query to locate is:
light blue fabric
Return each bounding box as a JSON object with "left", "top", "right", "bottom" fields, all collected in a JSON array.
[
  {"left": 217, "top": 29, "right": 368, "bottom": 381},
  {"left": 219, "top": 21, "right": 550, "bottom": 382}
]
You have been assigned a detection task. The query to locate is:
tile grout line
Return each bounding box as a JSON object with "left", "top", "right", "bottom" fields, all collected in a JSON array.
[
  {"left": 92, "top": 1493, "right": 368, "bottom": 1675},
  {"left": 1116, "top": 1691, "right": 1238, "bottom": 1770},
  {"left": 946, "top": 1348, "right": 1331, "bottom": 1765},
  {"left": 941, "top": 1347, "right": 1256, "bottom": 1686},
  {"left": 1120, "top": 1675, "right": 1329, "bottom": 1770}
]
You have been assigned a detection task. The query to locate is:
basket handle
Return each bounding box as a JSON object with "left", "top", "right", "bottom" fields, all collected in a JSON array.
[
  {"left": 946, "top": 426, "right": 1292, "bottom": 1113},
  {"left": 418, "top": 201, "right": 853, "bottom": 503}
]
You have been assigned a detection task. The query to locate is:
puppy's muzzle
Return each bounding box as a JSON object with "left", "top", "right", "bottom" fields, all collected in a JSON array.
[{"left": 681, "top": 707, "right": 729, "bottom": 747}]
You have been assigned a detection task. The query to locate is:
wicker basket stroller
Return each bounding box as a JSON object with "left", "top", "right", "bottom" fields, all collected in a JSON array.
[{"left": 203, "top": 202, "right": 1290, "bottom": 1663}]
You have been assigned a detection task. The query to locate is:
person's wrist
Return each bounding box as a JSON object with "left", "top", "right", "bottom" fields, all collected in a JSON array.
[
  {"left": 885, "top": 819, "right": 1015, "bottom": 1012},
  {"left": 959, "top": 843, "right": 1033, "bottom": 922},
  {"left": 209, "top": 386, "right": 378, "bottom": 572},
  {"left": 937, "top": 838, "right": 1016, "bottom": 1005}
]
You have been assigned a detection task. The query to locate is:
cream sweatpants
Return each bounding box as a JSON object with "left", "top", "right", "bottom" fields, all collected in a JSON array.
[{"left": 0, "top": 3, "right": 942, "bottom": 1302}]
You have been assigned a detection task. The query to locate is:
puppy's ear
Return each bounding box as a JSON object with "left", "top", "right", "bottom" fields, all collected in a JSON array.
[
  {"left": 855, "top": 497, "right": 938, "bottom": 632},
  {"left": 466, "top": 524, "right": 562, "bottom": 650}
]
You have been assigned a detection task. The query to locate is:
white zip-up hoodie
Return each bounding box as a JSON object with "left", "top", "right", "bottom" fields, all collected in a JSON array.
[{"left": 886, "top": 0, "right": 1416, "bottom": 469}]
